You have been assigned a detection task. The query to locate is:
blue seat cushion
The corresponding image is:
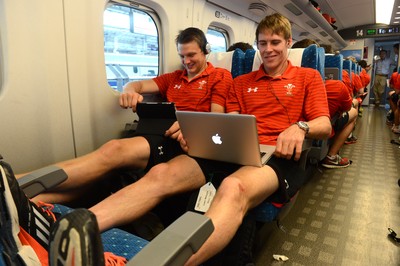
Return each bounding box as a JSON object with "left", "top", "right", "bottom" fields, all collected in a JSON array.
[{"left": 53, "top": 204, "right": 148, "bottom": 260}]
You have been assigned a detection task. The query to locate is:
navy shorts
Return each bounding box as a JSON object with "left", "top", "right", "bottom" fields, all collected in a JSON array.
[
  {"left": 333, "top": 112, "right": 349, "bottom": 133},
  {"left": 194, "top": 155, "right": 306, "bottom": 204},
  {"left": 390, "top": 93, "right": 399, "bottom": 105},
  {"left": 139, "top": 134, "right": 185, "bottom": 171}
]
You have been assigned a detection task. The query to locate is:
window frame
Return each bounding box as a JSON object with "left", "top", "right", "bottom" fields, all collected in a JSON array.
[{"left": 104, "top": 0, "right": 162, "bottom": 91}]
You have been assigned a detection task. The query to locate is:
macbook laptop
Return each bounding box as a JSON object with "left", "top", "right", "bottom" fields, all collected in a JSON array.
[
  {"left": 324, "top": 67, "right": 340, "bottom": 80},
  {"left": 176, "top": 111, "right": 275, "bottom": 167},
  {"left": 135, "top": 102, "right": 176, "bottom": 135}
]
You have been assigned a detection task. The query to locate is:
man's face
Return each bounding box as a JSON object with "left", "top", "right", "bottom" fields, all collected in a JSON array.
[
  {"left": 177, "top": 40, "right": 207, "bottom": 78},
  {"left": 257, "top": 30, "right": 291, "bottom": 75},
  {"left": 380, "top": 51, "right": 386, "bottom": 59}
]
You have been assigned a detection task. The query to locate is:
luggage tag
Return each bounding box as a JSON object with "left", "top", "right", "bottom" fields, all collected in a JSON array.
[{"left": 194, "top": 182, "right": 216, "bottom": 213}]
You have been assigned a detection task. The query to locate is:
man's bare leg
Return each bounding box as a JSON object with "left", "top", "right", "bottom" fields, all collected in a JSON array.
[
  {"left": 184, "top": 165, "right": 279, "bottom": 266},
  {"left": 91, "top": 154, "right": 206, "bottom": 231},
  {"left": 26, "top": 137, "right": 151, "bottom": 203}
]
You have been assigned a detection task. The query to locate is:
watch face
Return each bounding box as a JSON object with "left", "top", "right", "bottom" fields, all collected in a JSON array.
[{"left": 297, "top": 121, "right": 309, "bottom": 133}]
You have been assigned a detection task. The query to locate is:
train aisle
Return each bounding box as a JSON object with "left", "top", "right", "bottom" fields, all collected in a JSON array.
[{"left": 255, "top": 106, "right": 400, "bottom": 266}]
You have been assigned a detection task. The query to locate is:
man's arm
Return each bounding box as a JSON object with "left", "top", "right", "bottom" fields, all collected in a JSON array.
[
  {"left": 275, "top": 116, "right": 331, "bottom": 161},
  {"left": 119, "top": 79, "right": 160, "bottom": 112}
]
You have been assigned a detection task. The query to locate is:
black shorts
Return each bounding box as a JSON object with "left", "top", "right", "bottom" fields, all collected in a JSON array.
[
  {"left": 139, "top": 134, "right": 185, "bottom": 171},
  {"left": 194, "top": 155, "right": 307, "bottom": 204},
  {"left": 333, "top": 112, "right": 349, "bottom": 133},
  {"left": 390, "top": 93, "right": 399, "bottom": 105}
]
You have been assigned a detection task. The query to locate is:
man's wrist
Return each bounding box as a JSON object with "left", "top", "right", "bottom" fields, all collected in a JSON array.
[{"left": 295, "top": 121, "right": 309, "bottom": 135}]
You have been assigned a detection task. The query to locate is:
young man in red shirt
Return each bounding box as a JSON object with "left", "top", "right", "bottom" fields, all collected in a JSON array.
[
  {"left": 23, "top": 27, "right": 232, "bottom": 205},
  {"left": 389, "top": 71, "right": 400, "bottom": 133},
  {"left": 321, "top": 79, "right": 356, "bottom": 168}
]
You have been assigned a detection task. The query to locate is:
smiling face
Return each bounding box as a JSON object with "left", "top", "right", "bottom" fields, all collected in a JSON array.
[
  {"left": 177, "top": 40, "right": 207, "bottom": 80},
  {"left": 255, "top": 13, "right": 292, "bottom": 77},
  {"left": 257, "top": 30, "right": 291, "bottom": 76}
]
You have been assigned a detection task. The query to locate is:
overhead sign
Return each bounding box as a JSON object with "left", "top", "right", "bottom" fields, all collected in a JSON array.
[{"left": 339, "top": 24, "right": 400, "bottom": 39}]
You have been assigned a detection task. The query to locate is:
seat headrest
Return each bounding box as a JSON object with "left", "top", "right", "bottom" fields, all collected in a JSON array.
[{"left": 207, "top": 49, "right": 245, "bottom": 78}]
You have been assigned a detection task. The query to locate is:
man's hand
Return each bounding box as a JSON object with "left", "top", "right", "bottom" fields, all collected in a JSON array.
[
  {"left": 165, "top": 121, "right": 181, "bottom": 140},
  {"left": 177, "top": 131, "right": 189, "bottom": 153},
  {"left": 274, "top": 124, "right": 305, "bottom": 161},
  {"left": 119, "top": 92, "right": 144, "bottom": 112}
]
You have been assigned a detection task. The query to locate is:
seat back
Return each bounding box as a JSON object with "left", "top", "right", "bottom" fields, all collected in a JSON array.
[
  {"left": 207, "top": 49, "right": 245, "bottom": 78},
  {"left": 343, "top": 60, "right": 353, "bottom": 82},
  {"left": 324, "top": 54, "right": 343, "bottom": 81}
]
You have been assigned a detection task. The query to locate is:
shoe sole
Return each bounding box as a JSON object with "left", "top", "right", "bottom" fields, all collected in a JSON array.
[
  {"left": 321, "top": 163, "right": 350, "bottom": 169},
  {"left": 0, "top": 164, "right": 41, "bottom": 266},
  {"left": 49, "top": 209, "right": 105, "bottom": 266}
]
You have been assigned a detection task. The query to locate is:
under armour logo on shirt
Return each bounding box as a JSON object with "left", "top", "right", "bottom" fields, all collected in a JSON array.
[
  {"left": 174, "top": 84, "right": 181, "bottom": 89},
  {"left": 158, "top": 146, "right": 164, "bottom": 155},
  {"left": 247, "top": 87, "right": 258, "bottom": 93}
]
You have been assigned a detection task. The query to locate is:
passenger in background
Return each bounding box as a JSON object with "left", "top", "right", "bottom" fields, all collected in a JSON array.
[
  {"left": 389, "top": 71, "right": 400, "bottom": 133},
  {"left": 226, "top": 42, "right": 254, "bottom": 52},
  {"left": 321, "top": 78, "right": 356, "bottom": 168},
  {"left": 320, "top": 43, "right": 338, "bottom": 55},
  {"left": 291, "top": 38, "right": 355, "bottom": 168},
  {"left": 393, "top": 43, "right": 399, "bottom": 73},
  {"left": 291, "top": 38, "right": 318, "bottom": 49},
  {"left": 373, "top": 50, "right": 394, "bottom": 107},
  {"left": 357, "top": 59, "right": 371, "bottom": 117}
]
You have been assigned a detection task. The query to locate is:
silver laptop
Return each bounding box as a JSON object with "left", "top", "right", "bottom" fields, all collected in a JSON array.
[{"left": 175, "top": 111, "right": 275, "bottom": 167}]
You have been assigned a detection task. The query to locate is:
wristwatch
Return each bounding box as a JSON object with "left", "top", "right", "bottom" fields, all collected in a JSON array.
[{"left": 296, "top": 121, "right": 309, "bottom": 135}]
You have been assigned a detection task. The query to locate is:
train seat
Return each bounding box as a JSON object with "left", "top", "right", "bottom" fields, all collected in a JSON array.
[
  {"left": 343, "top": 59, "right": 353, "bottom": 82},
  {"left": 207, "top": 48, "right": 245, "bottom": 78},
  {"left": 11, "top": 164, "right": 214, "bottom": 265},
  {"left": 305, "top": 53, "right": 346, "bottom": 164},
  {"left": 324, "top": 54, "right": 343, "bottom": 81}
]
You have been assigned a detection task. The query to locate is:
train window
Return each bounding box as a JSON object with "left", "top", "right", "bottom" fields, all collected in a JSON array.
[
  {"left": 104, "top": 3, "right": 160, "bottom": 92},
  {"left": 206, "top": 27, "right": 228, "bottom": 52}
]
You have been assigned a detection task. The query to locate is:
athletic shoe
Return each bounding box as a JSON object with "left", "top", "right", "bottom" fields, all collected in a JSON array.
[
  {"left": 392, "top": 126, "right": 400, "bottom": 134},
  {"left": 321, "top": 154, "right": 351, "bottom": 169},
  {"left": 344, "top": 136, "right": 357, "bottom": 145},
  {"left": 0, "top": 159, "right": 56, "bottom": 250},
  {"left": 49, "top": 208, "right": 127, "bottom": 266},
  {"left": 0, "top": 162, "right": 41, "bottom": 266}
]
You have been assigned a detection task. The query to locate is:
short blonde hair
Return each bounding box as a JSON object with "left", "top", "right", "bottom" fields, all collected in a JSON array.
[{"left": 256, "top": 13, "right": 292, "bottom": 42}]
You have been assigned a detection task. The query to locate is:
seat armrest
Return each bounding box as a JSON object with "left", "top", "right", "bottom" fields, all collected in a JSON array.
[
  {"left": 127, "top": 211, "right": 214, "bottom": 266},
  {"left": 17, "top": 165, "right": 67, "bottom": 198},
  {"left": 302, "top": 139, "right": 313, "bottom": 150}
]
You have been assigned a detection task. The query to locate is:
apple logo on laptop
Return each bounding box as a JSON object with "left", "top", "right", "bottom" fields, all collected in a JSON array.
[{"left": 212, "top": 134, "right": 222, "bottom": 145}]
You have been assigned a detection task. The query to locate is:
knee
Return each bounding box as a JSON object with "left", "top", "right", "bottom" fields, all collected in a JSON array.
[
  {"left": 144, "top": 163, "right": 176, "bottom": 189},
  {"left": 96, "top": 139, "right": 125, "bottom": 164},
  {"left": 217, "top": 177, "right": 248, "bottom": 213}
]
